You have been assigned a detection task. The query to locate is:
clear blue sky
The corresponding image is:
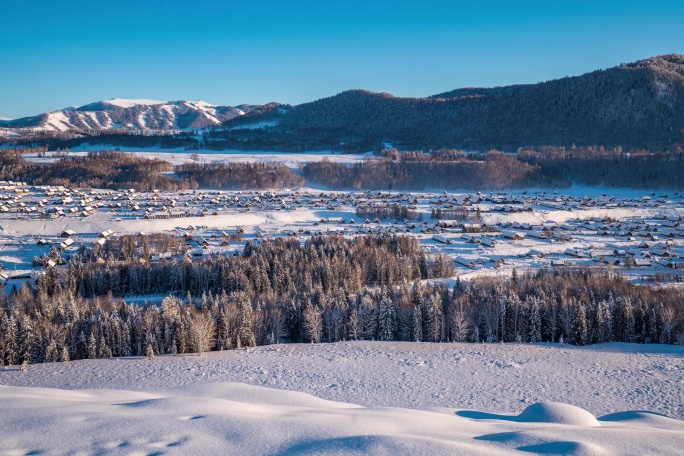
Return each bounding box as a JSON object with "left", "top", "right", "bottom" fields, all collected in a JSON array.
[{"left": 1, "top": 0, "right": 682, "bottom": 118}]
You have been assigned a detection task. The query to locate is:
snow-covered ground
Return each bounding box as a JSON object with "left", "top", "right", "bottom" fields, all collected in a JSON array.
[
  {"left": 0, "top": 179, "right": 682, "bottom": 286},
  {"left": 1, "top": 341, "right": 682, "bottom": 454},
  {"left": 23, "top": 149, "right": 372, "bottom": 168}
]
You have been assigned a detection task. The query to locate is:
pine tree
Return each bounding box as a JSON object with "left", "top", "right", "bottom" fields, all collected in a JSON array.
[
  {"left": 238, "top": 296, "right": 256, "bottom": 348},
  {"left": 571, "top": 303, "right": 588, "bottom": 346},
  {"left": 595, "top": 300, "right": 612, "bottom": 343},
  {"left": 88, "top": 333, "right": 97, "bottom": 359},
  {"left": 303, "top": 305, "right": 323, "bottom": 343},
  {"left": 648, "top": 306, "right": 659, "bottom": 344},
  {"left": 412, "top": 305, "right": 423, "bottom": 342},
  {"left": 377, "top": 298, "right": 396, "bottom": 341},
  {"left": 18, "top": 316, "right": 35, "bottom": 363},
  {"left": 2, "top": 313, "right": 18, "bottom": 365},
  {"left": 622, "top": 298, "right": 635, "bottom": 343},
  {"left": 100, "top": 336, "right": 112, "bottom": 358},
  {"left": 528, "top": 297, "right": 541, "bottom": 343},
  {"left": 347, "top": 308, "right": 360, "bottom": 341},
  {"left": 121, "top": 323, "right": 132, "bottom": 357},
  {"left": 45, "top": 340, "right": 59, "bottom": 363},
  {"left": 60, "top": 346, "right": 70, "bottom": 362},
  {"left": 358, "top": 296, "right": 378, "bottom": 340},
  {"left": 426, "top": 293, "right": 444, "bottom": 342},
  {"left": 613, "top": 297, "right": 635, "bottom": 342}
]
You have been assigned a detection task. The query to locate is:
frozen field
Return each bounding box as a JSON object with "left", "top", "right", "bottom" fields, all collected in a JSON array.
[
  {"left": 1, "top": 341, "right": 683, "bottom": 455},
  {"left": 22, "top": 148, "right": 372, "bottom": 169}
]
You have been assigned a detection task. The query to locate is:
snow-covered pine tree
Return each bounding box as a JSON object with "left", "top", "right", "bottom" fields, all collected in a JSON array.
[
  {"left": 60, "top": 346, "right": 70, "bottom": 362},
  {"left": 571, "top": 302, "right": 588, "bottom": 346},
  {"left": 121, "top": 323, "right": 132, "bottom": 357},
  {"left": 18, "top": 315, "right": 35, "bottom": 364},
  {"left": 527, "top": 296, "right": 541, "bottom": 343},
  {"left": 412, "top": 304, "right": 423, "bottom": 342},
  {"left": 87, "top": 332, "right": 97, "bottom": 359},
  {"left": 347, "top": 308, "right": 360, "bottom": 341},
  {"left": 1, "top": 313, "right": 18, "bottom": 365},
  {"left": 613, "top": 296, "right": 635, "bottom": 342},
  {"left": 238, "top": 295, "right": 256, "bottom": 347},
  {"left": 426, "top": 293, "right": 444, "bottom": 342},
  {"left": 648, "top": 306, "right": 659, "bottom": 344},
  {"left": 100, "top": 336, "right": 112, "bottom": 358},
  {"left": 377, "top": 297, "right": 396, "bottom": 341},
  {"left": 595, "top": 299, "right": 612, "bottom": 343},
  {"left": 44, "top": 340, "right": 58, "bottom": 363},
  {"left": 359, "top": 295, "right": 378, "bottom": 340}
]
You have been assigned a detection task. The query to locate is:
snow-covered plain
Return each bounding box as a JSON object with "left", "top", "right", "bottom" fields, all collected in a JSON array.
[
  {"left": 1, "top": 341, "right": 683, "bottom": 455},
  {"left": 23, "top": 148, "right": 372, "bottom": 169}
]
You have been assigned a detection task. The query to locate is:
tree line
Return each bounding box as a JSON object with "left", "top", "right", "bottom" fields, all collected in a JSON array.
[
  {"left": 356, "top": 203, "right": 422, "bottom": 221},
  {"left": 518, "top": 146, "right": 684, "bottom": 190},
  {"left": 3, "top": 146, "right": 684, "bottom": 193},
  {"left": 175, "top": 162, "right": 304, "bottom": 190},
  {"left": 0, "top": 150, "right": 304, "bottom": 191},
  {"left": 0, "top": 234, "right": 454, "bottom": 365},
  {"left": 303, "top": 150, "right": 568, "bottom": 190},
  {"left": 0, "top": 150, "right": 183, "bottom": 191},
  {"left": 2, "top": 234, "right": 684, "bottom": 367}
]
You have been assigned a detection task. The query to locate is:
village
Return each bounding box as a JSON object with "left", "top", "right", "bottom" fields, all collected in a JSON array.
[{"left": 0, "top": 179, "right": 682, "bottom": 292}]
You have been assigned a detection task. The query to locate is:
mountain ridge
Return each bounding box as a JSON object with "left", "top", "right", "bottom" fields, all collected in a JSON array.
[
  {"left": 0, "top": 99, "right": 259, "bottom": 133},
  {"left": 213, "top": 54, "right": 684, "bottom": 151},
  {"left": 2, "top": 54, "right": 683, "bottom": 150}
]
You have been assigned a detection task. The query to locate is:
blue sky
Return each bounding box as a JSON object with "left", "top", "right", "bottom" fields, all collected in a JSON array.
[{"left": 1, "top": 0, "right": 682, "bottom": 118}]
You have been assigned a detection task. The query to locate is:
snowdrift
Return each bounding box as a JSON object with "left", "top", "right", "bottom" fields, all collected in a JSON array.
[{"left": 0, "top": 382, "right": 682, "bottom": 455}]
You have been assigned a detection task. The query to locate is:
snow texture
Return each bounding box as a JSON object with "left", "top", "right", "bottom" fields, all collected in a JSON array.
[{"left": 1, "top": 341, "right": 683, "bottom": 454}]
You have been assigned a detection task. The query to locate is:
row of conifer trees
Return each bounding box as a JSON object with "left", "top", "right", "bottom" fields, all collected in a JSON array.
[{"left": 1, "top": 235, "right": 683, "bottom": 366}]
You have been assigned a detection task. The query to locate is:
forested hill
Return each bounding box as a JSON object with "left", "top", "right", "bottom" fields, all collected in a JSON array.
[
  {"left": 212, "top": 54, "right": 684, "bottom": 152},
  {"left": 4, "top": 55, "right": 683, "bottom": 152}
]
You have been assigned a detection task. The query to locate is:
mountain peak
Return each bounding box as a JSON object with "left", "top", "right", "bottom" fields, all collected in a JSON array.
[
  {"left": 2, "top": 100, "right": 260, "bottom": 133},
  {"left": 101, "top": 98, "right": 166, "bottom": 109}
]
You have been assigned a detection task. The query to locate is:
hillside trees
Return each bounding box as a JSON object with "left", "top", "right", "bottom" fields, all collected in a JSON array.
[{"left": 0, "top": 234, "right": 683, "bottom": 367}]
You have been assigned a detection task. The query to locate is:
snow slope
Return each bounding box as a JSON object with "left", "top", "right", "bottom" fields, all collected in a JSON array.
[
  {"left": 2, "top": 382, "right": 683, "bottom": 455},
  {"left": 1, "top": 342, "right": 682, "bottom": 417},
  {"left": 1, "top": 342, "right": 683, "bottom": 455}
]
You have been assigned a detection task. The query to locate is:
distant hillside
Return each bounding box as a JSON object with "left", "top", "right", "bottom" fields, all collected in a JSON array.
[
  {"left": 211, "top": 54, "right": 684, "bottom": 151},
  {"left": 0, "top": 99, "right": 260, "bottom": 133},
  {"left": 3, "top": 55, "right": 683, "bottom": 150}
]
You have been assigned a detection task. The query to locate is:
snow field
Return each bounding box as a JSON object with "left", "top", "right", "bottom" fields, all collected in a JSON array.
[
  {"left": 1, "top": 341, "right": 683, "bottom": 455},
  {"left": 1, "top": 341, "right": 682, "bottom": 417}
]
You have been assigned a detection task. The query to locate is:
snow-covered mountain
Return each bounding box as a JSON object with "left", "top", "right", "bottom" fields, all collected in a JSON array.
[{"left": 0, "top": 99, "right": 261, "bottom": 133}]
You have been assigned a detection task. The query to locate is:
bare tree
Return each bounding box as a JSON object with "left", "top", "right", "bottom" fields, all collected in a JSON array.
[
  {"left": 190, "top": 311, "right": 216, "bottom": 354},
  {"left": 303, "top": 306, "right": 323, "bottom": 343},
  {"left": 450, "top": 308, "right": 471, "bottom": 342}
]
